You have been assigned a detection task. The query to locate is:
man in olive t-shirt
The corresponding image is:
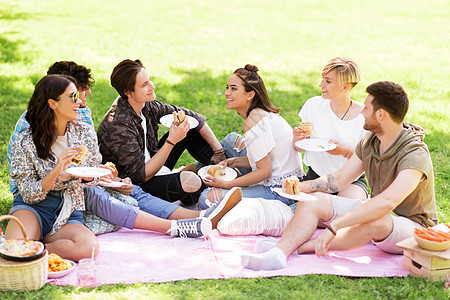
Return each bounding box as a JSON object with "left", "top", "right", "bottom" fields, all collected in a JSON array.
[{"left": 241, "top": 81, "right": 438, "bottom": 271}]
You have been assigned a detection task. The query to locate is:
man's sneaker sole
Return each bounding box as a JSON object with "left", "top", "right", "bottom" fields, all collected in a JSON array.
[{"left": 208, "top": 187, "right": 242, "bottom": 229}]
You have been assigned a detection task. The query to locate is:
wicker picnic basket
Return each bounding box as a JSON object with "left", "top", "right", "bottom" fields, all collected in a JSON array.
[{"left": 0, "top": 215, "right": 48, "bottom": 291}]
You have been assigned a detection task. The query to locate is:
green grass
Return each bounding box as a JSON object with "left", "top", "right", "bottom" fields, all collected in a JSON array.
[{"left": 0, "top": 0, "right": 449, "bottom": 298}]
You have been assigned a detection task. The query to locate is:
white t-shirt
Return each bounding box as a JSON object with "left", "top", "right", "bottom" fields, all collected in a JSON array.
[
  {"left": 52, "top": 134, "right": 69, "bottom": 158},
  {"left": 298, "top": 96, "right": 368, "bottom": 176},
  {"left": 140, "top": 114, "right": 171, "bottom": 176},
  {"left": 245, "top": 112, "right": 304, "bottom": 186}
]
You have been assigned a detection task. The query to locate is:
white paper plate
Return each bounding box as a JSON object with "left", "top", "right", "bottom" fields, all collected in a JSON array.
[
  {"left": 295, "top": 139, "right": 337, "bottom": 152},
  {"left": 198, "top": 166, "right": 237, "bottom": 181},
  {"left": 159, "top": 114, "right": 199, "bottom": 129},
  {"left": 98, "top": 180, "right": 129, "bottom": 188},
  {"left": 66, "top": 167, "right": 111, "bottom": 178},
  {"left": 273, "top": 187, "right": 317, "bottom": 201},
  {"left": 48, "top": 260, "right": 76, "bottom": 279}
]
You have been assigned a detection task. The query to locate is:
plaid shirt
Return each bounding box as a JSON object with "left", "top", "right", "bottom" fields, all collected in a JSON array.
[{"left": 8, "top": 107, "right": 93, "bottom": 193}]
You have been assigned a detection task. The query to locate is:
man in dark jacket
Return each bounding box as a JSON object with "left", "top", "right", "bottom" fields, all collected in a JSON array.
[{"left": 98, "top": 59, "right": 224, "bottom": 204}]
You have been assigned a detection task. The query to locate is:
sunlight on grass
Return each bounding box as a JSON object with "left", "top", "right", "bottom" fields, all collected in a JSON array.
[{"left": 0, "top": 0, "right": 449, "bottom": 298}]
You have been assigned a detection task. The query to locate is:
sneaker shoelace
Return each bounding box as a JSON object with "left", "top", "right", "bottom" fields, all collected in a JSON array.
[{"left": 176, "top": 220, "right": 200, "bottom": 238}]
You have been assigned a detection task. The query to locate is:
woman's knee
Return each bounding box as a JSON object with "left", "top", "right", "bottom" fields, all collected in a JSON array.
[
  {"left": 221, "top": 132, "right": 246, "bottom": 152},
  {"left": 6, "top": 210, "right": 41, "bottom": 240},
  {"left": 198, "top": 188, "right": 224, "bottom": 209},
  {"left": 180, "top": 171, "right": 202, "bottom": 193},
  {"left": 74, "top": 230, "right": 100, "bottom": 259}
]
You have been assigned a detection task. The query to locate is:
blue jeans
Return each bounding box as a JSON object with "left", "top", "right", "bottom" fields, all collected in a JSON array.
[
  {"left": 84, "top": 185, "right": 179, "bottom": 229},
  {"left": 10, "top": 191, "right": 83, "bottom": 240},
  {"left": 196, "top": 132, "right": 252, "bottom": 176},
  {"left": 198, "top": 185, "right": 297, "bottom": 210}
]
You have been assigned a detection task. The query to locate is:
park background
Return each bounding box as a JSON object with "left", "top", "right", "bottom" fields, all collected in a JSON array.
[{"left": 0, "top": 0, "right": 449, "bottom": 298}]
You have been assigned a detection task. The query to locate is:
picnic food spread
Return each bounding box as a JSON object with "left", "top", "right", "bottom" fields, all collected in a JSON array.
[
  {"left": 207, "top": 165, "right": 226, "bottom": 177},
  {"left": 105, "top": 162, "right": 118, "bottom": 177},
  {"left": 414, "top": 226, "right": 450, "bottom": 242},
  {"left": 172, "top": 110, "right": 185, "bottom": 126},
  {"left": 0, "top": 239, "right": 42, "bottom": 257},
  {"left": 298, "top": 122, "right": 314, "bottom": 138},
  {"left": 413, "top": 225, "right": 450, "bottom": 251},
  {"left": 72, "top": 145, "right": 88, "bottom": 165},
  {"left": 48, "top": 253, "right": 72, "bottom": 272},
  {"left": 283, "top": 176, "right": 300, "bottom": 195}
]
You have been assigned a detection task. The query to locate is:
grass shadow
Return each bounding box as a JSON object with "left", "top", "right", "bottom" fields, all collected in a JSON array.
[{"left": 0, "top": 35, "right": 32, "bottom": 64}]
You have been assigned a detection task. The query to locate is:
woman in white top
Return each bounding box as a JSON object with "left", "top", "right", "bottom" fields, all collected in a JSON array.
[
  {"left": 294, "top": 57, "right": 368, "bottom": 200},
  {"left": 198, "top": 64, "right": 304, "bottom": 209}
]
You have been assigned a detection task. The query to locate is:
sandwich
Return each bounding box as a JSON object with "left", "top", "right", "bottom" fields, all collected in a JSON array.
[
  {"left": 105, "top": 162, "right": 118, "bottom": 177},
  {"left": 298, "top": 122, "right": 314, "bottom": 138},
  {"left": 72, "top": 145, "right": 88, "bottom": 165},
  {"left": 283, "top": 176, "right": 301, "bottom": 195},
  {"left": 172, "top": 110, "right": 186, "bottom": 126},
  {"left": 207, "top": 165, "right": 226, "bottom": 177}
]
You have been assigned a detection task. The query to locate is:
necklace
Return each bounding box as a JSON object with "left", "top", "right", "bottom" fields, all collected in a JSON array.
[{"left": 340, "top": 100, "right": 352, "bottom": 120}]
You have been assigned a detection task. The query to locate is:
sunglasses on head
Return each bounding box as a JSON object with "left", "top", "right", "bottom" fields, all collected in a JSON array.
[{"left": 58, "top": 91, "right": 79, "bottom": 103}]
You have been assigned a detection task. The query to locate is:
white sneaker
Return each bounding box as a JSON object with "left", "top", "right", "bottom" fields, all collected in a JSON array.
[{"left": 200, "top": 187, "right": 242, "bottom": 229}]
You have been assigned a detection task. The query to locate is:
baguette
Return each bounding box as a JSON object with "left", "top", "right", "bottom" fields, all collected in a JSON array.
[{"left": 207, "top": 165, "right": 226, "bottom": 177}]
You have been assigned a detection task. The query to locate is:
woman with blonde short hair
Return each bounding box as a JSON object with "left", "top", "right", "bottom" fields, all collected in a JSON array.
[{"left": 293, "top": 57, "right": 368, "bottom": 200}]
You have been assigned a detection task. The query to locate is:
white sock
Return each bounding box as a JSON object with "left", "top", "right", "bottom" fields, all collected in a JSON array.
[
  {"left": 255, "top": 238, "right": 298, "bottom": 255},
  {"left": 241, "top": 247, "right": 287, "bottom": 271},
  {"left": 169, "top": 220, "right": 177, "bottom": 236}
]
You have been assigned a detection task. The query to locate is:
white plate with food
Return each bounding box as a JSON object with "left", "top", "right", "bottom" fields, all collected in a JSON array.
[
  {"left": 66, "top": 167, "right": 111, "bottom": 178},
  {"left": 295, "top": 139, "right": 336, "bottom": 152},
  {"left": 48, "top": 256, "right": 76, "bottom": 279},
  {"left": 198, "top": 165, "right": 237, "bottom": 181},
  {"left": 159, "top": 114, "right": 199, "bottom": 129},
  {"left": 98, "top": 180, "right": 129, "bottom": 188},
  {"left": 273, "top": 187, "right": 317, "bottom": 201}
]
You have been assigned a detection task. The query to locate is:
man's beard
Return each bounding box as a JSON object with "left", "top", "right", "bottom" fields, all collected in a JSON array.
[{"left": 364, "top": 116, "right": 384, "bottom": 135}]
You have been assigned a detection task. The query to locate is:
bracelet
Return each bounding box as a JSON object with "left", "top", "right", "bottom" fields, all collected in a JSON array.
[
  {"left": 326, "top": 224, "right": 337, "bottom": 236},
  {"left": 213, "top": 148, "right": 225, "bottom": 154},
  {"left": 165, "top": 139, "right": 176, "bottom": 147},
  {"left": 344, "top": 149, "right": 351, "bottom": 158}
]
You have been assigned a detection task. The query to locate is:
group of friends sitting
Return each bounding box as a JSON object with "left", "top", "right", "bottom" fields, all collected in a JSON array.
[{"left": 4, "top": 57, "right": 437, "bottom": 272}]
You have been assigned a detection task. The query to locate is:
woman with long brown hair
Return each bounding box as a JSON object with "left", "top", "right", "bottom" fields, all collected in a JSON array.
[{"left": 198, "top": 64, "right": 304, "bottom": 208}]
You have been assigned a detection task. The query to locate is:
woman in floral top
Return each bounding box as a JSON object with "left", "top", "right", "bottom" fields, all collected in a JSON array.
[{"left": 6, "top": 75, "right": 99, "bottom": 261}]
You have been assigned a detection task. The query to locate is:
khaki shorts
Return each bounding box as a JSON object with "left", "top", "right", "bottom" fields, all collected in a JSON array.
[{"left": 323, "top": 195, "right": 423, "bottom": 254}]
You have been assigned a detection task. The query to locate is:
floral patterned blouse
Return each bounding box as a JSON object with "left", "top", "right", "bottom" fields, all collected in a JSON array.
[{"left": 10, "top": 121, "right": 101, "bottom": 235}]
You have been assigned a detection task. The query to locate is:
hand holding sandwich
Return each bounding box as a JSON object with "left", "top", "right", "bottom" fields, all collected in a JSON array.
[{"left": 166, "top": 116, "right": 190, "bottom": 145}]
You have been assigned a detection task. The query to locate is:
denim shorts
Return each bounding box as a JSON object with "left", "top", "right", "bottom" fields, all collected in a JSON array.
[{"left": 10, "top": 191, "right": 83, "bottom": 240}]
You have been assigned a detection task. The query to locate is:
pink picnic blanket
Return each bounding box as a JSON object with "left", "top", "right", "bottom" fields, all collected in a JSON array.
[{"left": 48, "top": 228, "right": 409, "bottom": 286}]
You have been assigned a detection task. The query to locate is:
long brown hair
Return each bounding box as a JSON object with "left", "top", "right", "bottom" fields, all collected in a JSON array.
[
  {"left": 233, "top": 64, "right": 280, "bottom": 117},
  {"left": 26, "top": 75, "right": 76, "bottom": 160}
]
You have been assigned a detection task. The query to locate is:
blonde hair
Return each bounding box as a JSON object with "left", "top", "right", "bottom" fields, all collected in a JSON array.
[{"left": 321, "top": 57, "right": 361, "bottom": 88}]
